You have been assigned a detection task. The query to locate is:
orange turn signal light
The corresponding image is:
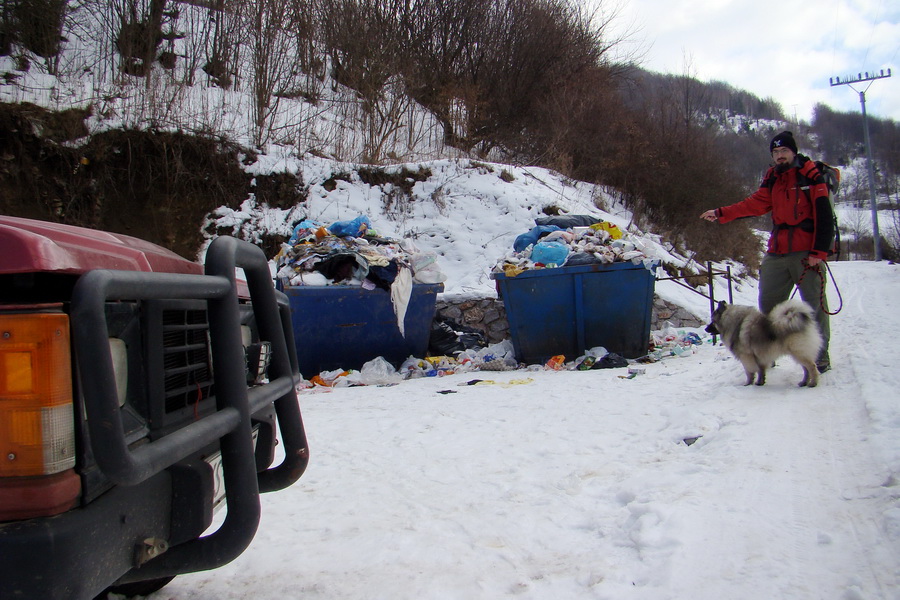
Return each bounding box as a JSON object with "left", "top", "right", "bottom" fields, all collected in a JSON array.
[{"left": 0, "top": 313, "right": 76, "bottom": 477}]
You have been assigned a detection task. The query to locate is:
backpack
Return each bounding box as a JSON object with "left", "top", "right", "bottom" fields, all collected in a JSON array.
[
  {"left": 766, "top": 158, "right": 842, "bottom": 259},
  {"left": 808, "top": 160, "right": 841, "bottom": 260}
]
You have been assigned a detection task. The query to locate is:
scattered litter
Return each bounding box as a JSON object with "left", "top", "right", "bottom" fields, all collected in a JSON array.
[
  {"left": 544, "top": 355, "right": 566, "bottom": 370},
  {"left": 576, "top": 356, "right": 596, "bottom": 370},
  {"left": 501, "top": 378, "right": 534, "bottom": 387},
  {"left": 353, "top": 356, "right": 403, "bottom": 386},
  {"left": 480, "top": 358, "right": 516, "bottom": 371},
  {"left": 458, "top": 379, "right": 496, "bottom": 386},
  {"left": 310, "top": 369, "right": 350, "bottom": 387},
  {"left": 295, "top": 324, "right": 711, "bottom": 392},
  {"left": 454, "top": 377, "right": 534, "bottom": 388},
  {"left": 641, "top": 323, "right": 706, "bottom": 363}
]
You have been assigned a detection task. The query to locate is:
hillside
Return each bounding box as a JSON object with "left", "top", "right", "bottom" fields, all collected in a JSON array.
[{"left": 1, "top": 0, "right": 898, "bottom": 265}]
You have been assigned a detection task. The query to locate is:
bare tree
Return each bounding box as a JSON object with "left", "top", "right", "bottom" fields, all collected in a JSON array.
[
  {"left": 400, "top": 0, "right": 489, "bottom": 146},
  {"left": 248, "top": 0, "right": 297, "bottom": 146},
  {"left": 202, "top": 0, "right": 243, "bottom": 89},
  {"left": 2, "top": 0, "right": 68, "bottom": 72},
  {"left": 286, "top": 0, "right": 320, "bottom": 76},
  {"left": 319, "top": 0, "right": 419, "bottom": 161},
  {"left": 167, "top": 0, "right": 215, "bottom": 86},
  {"left": 466, "top": 0, "right": 602, "bottom": 151},
  {"left": 112, "top": 0, "right": 167, "bottom": 78},
  {"left": 320, "top": 0, "right": 402, "bottom": 102}
]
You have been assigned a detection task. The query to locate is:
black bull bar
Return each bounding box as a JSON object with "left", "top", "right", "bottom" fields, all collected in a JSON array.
[{"left": 70, "top": 236, "right": 309, "bottom": 582}]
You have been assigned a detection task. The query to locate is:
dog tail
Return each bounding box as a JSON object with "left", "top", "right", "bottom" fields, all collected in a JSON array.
[{"left": 768, "top": 299, "right": 816, "bottom": 336}]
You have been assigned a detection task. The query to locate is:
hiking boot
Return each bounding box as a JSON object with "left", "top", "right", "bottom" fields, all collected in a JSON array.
[{"left": 816, "top": 359, "right": 831, "bottom": 374}]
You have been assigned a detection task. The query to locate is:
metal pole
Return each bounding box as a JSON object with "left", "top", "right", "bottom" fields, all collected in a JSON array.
[
  {"left": 706, "top": 261, "right": 717, "bottom": 345},
  {"left": 859, "top": 90, "right": 882, "bottom": 261},
  {"left": 829, "top": 68, "right": 891, "bottom": 262}
]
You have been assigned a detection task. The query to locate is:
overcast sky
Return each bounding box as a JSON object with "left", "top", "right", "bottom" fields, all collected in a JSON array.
[{"left": 600, "top": 0, "right": 900, "bottom": 123}]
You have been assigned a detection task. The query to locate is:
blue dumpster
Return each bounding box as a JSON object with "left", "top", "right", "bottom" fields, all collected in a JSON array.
[
  {"left": 283, "top": 283, "right": 443, "bottom": 377},
  {"left": 492, "top": 261, "right": 658, "bottom": 363}
]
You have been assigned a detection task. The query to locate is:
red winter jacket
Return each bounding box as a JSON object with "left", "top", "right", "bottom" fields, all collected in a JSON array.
[{"left": 715, "top": 155, "right": 835, "bottom": 259}]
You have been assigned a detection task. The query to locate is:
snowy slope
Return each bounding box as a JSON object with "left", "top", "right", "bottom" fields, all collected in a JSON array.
[{"left": 207, "top": 152, "right": 749, "bottom": 313}]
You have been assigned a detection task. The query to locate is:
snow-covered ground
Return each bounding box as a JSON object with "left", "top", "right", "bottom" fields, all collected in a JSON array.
[{"left": 134, "top": 255, "right": 900, "bottom": 600}]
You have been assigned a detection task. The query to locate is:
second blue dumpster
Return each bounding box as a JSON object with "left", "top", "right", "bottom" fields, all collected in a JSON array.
[
  {"left": 492, "top": 261, "right": 658, "bottom": 363},
  {"left": 283, "top": 283, "right": 443, "bottom": 378}
]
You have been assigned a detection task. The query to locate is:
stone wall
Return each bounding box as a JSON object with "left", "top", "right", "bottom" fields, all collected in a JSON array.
[
  {"left": 434, "top": 298, "right": 510, "bottom": 345},
  {"left": 435, "top": 294, "right": 707, "bottom": 346},
  {"left": 651, "top": 296, "right": 706, "bottom": 329}
]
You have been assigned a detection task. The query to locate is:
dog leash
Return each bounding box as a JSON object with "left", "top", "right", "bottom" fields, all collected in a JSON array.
[{"left": 794, "top": 261, "right": 843, "bottom": 315}]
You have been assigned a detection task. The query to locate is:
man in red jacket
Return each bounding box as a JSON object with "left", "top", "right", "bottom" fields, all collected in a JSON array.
[{"left": 700, "top": 131, "right": 833, "bottom": 373}]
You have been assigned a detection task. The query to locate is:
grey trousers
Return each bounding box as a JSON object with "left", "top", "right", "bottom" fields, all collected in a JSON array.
[{"left": 758, "top": 252, "right": 830, "bottom": 362}]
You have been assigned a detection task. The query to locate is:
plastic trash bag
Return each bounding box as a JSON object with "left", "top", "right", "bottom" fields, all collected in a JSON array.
[
  {"left": 329, "top": 215, "right": 372, "bottom": 238},
  {"left": 400, "top": 356, "right": 429, "bottom": 379},
  {"left": 530, "top": 241, "right": 568, "bottom": 266},
  {"left": 458, "top": 339, "right": 516, "bottom": 368},
  {"left": 429, "top": 318, "right": 487, "bottom": 356},
  {"left": 356, "top": 356, "right": 402, "bottom": 385},
  {"left": 310, "top": 369, "right": 350, "bottom": 386},
  {"left": 591, "top": 221, "right": 623, "bottom": 240},
  {"left": 410, "top": 251, "right": 447, "bottom": 283},
  {"left": 429, "top": 320, "right": 464, "bottom": 356},
  {"left": 593, "top": 352, "right": 628, "bottom": 369},
  {"left": 288, "top": 219, "right": 323, "bottom": 245},
  {"left": 513, "top": 225, "right": 562, "bottom": 252},
  {"left": 534, "top": 215, "right": 601, "bottom": 228}
]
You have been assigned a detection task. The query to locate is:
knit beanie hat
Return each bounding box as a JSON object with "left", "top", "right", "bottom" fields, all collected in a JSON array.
[{"left": 770, "top": 131, "right": 798, "bottom": 154}]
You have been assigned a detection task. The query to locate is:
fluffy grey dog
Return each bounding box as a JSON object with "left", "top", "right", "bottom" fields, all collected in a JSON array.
[{"left": 705, "top": 299, "right": 825, "bottom": 388}]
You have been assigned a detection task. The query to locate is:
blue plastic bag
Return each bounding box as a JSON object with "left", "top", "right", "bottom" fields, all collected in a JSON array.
[
  {"left": 530, "top": 241, "right": 568, "bottom": 266},
  {"left": 287, "top": 219, "right": 322, "bottom": 245},
  {"left": 329, "top": 215, "right": 372, "bottom": 238},
  {"left": 513, "top": 225, "right": 562, "bottom": 252}
]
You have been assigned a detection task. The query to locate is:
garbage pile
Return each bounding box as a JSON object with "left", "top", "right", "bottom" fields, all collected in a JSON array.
[
  {"left": 296, "top": 340, "right": 521, "bottom": 389},
  {"left": 296, "top": 325, "right": 710, "bottom": 389},
  {"left": 643, "top": 323, "right": 705, "bottom": 362},
  {"left": 275, "top": 216, "right": 446, "bottom": 289},
  {"left": 492, "top": 214, "right": 658, "bottom": 277}
]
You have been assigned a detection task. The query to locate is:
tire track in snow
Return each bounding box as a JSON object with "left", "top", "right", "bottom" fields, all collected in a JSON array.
[
  {"left": 806, "top": 265, "right": 900, "bottom": 598},
  {"left": 661, "top": 350, "right": 898, "bottom": 598}
]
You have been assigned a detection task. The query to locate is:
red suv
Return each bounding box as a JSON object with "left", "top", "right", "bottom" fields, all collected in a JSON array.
[{"left": 0, "top": 216, "right": 309, "bottom": 599}]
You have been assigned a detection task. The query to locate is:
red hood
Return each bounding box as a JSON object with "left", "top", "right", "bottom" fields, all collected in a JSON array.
[{"left": 0, "top": 216, "right": 202, "bottom": 275}]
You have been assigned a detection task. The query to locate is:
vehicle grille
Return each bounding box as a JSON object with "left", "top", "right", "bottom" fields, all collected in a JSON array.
[{"left": 162, "top": 308, "right": 214, "bottom": 414}]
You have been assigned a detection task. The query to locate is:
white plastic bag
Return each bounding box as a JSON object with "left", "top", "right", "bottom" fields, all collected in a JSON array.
[
  {"left": 410, "top": 251, "right": 447, "bottom": 284},
  {"left": 357, "top": 356, "right": 402, "bottom": 385}
]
